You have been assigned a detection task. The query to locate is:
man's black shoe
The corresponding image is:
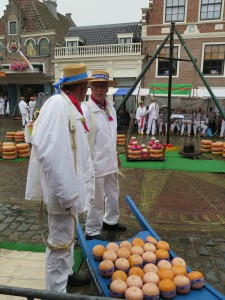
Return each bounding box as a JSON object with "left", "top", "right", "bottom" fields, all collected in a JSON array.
[
  {"left": 67, "top": 271, "right": 91, "bottom": 287},
  {"left": 85, "top": 234, "right": 103, "bottom": 240},
  {"left": 102, "top": 222, "right": 126, "bottom": 231}
]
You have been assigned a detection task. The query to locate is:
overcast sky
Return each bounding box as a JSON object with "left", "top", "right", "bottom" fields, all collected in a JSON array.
[{"left": 0, "top": 0, "right": 149, "bottom": 26}]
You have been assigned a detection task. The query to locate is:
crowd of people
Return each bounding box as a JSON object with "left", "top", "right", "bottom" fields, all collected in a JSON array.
[{"left": 135, "top": 101, "right": 225, "bottom": 139}]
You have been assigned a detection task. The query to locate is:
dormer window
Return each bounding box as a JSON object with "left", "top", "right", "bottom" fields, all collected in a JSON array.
[
  {"left": 117, "top": 33, "right": 133, "bottom": 44},
  {"left": 65, "top": 37, "right": 84, "bottom": 47}
]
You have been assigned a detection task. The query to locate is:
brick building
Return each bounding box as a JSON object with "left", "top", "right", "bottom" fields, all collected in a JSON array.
[
  {"left": 141, "top": 0, "right": 225, "bottom": 110},
  {"left": 0, "top": 0, "right": 74, "bottom": 115}
]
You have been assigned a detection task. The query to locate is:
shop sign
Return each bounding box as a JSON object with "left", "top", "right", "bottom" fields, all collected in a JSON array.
[{"left": 150, "top": 83, "right": 192, "bottom": 96}]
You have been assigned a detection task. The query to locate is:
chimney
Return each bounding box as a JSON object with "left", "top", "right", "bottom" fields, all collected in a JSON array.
[
  {"left": 65, "top": 13, "right": 72, "bottom": 20},
  {"left": 44, "top": 0, "right": 59, "bottom": 20}
]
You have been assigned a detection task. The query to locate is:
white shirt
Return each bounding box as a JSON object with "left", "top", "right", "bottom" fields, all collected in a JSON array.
[
  {"left": 19, "top": 100, "right": 28, "bottom": 115},
  {"left": 147, "top": 102, "right": 159, "bottom": 119}
]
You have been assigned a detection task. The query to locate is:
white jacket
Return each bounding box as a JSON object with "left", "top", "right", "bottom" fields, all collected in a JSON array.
[
  {"left": 25, "top": 92, "right": 95, "bottom": 215},
  {"left": 136, "top": 106, "right": 147, "bottom": 121},
  {"left": 147, "top": 102, "right": 159, "bottom": 120},
  {"left": 81, "top": 97, "right": 118, "bottom": 177}
]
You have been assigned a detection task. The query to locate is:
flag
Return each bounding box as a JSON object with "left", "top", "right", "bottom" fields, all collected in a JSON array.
[{"left": 19, "top": 50, "right": 34, "bottom": 71}]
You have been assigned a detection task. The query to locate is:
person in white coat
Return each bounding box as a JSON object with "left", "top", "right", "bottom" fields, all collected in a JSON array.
[
  {"left": 28, "top": 96, "right": 37, "bottom": 120},
  {"left": 18, "top": 96, "right": 29, "bottom": 126},
  {"left": 136, "top": 100, "right": 147, "bottom": 134},
  {"left": 82, "top": 70, "right": 126, "bottom": 240},
  {"left": 25, "top": 64, "right": 94, "bottom": 293},
  {"left": 0, "top": 94, "right": 5, "bottom": 117},
  {"left": 146, "top": 98, "right": 159, "bottom": 135}
]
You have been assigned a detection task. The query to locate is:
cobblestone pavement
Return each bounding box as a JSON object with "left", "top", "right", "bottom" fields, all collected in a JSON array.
[{"left": 0, "top": 118, "right": 225, "bottom": 297}]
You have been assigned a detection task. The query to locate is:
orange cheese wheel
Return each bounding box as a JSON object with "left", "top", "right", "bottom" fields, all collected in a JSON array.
[
  {"left": 201, "top": 140, "right": 212, "bottom": 145},
  {"left": 150, "top": 149, "right": 163, "bottom": 154},
  {"left": 2, "top": 151, "right": 17, "bottom": 156},
  {"left": 211, "top": 147, "right": 223, "bottom": 152},
  {"left": 16, "top": 143, "right": 29, "bottom": 150},
  {"left": 212, "top": 142, "right": 223, "bottom": 148},
  {"left": 128, "top": 150, "right": 142, "bottom": 155},
  {"left": 3, "top": 155, "right": 17, "bottom": 160},
  {"left": 211, "top": 151, "right": 223, "bottom": 156},
  {"left": 201, "top": 148, "right": 211, "bottom": 153},
  {"left": 201, "top": 144, "right": 212, "bottom": 149},
  {"left": 18, "top": 153, "right": 30, "bottom": 158},
  {"left": 17, "top": 149, "right": 30, "bottom": 154},
  {"left": 2, "top": 146, "right": 16, "bottom": 152}
]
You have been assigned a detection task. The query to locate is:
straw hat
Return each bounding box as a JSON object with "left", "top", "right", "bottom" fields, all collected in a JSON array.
[
  {"left": 89, "top": 70, "right": 117, "bottom": 87},
  {"left": 54, "top": 64, "right": 91, "bottom": 87}
]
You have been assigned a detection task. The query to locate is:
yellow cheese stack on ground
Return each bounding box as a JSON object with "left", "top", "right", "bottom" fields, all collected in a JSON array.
[
  {"left": 211, "top": 142, "right": 223, "bottom": 156},
  {"left": 14, "top": 131, "right": 25, "bottom": 143},
  {"left": 16, "top": 143, "right": 30, "bottom": 158},
  {"left": 223, "top": 143, "right": 225, "bottom": 158},
  {"left": 6, "top": 131, "right": 15, "bottom": 141},
  {"left": 201, "top": 140, "right": 212, "bottom": 153},
  {"left": 149, "top": 149, "right": 164, "bottom": 159},
  {"left": 2, "top": 144, "right": 17, "bottom": 160},
  {"left": 117, "top": 134, "right": 126, "bottom": 146}
]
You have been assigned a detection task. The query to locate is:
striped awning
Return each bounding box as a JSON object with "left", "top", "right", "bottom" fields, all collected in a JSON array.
[{"left": 86, "top": 87, "right": 149, "bottom": 96}]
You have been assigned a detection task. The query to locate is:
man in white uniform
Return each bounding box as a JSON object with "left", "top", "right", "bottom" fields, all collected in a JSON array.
[
  {"left": 146, "top": 98, "right": 159, "bottom": 135},
  {"left": 18, "top": 96, "right": 29, "bottom": 126},
  {"left": 136, "top": 100, "right": 147, "bottom": 134},
  {"left": 25, "top": 64, "right": 95, "bottom": 293},
  {"left": 28, "top": 96, "right": 37, "bottom": 120},
  {"left": 82, "top": 70, "right": 126, "bottom": 240}
]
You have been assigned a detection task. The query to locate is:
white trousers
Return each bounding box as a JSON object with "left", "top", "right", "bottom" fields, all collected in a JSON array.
[
  {"left": 146, "top": 118, "right": 157, "bottom": 135},
  {"left": 86, "top": 173, "right": 120, "bottom": 236},
  {"left": 138, "top": 119, "right": 146, "bottom": 133},
  {"left": 46, "top": 213, "right": 76, "bottom": 293},
  {"left": 29, "top": 108, "right": 35, "bottom": 120},
  {"left": 181, "top": 123, "right": 192, "bottom": 134},
  {"left": 21, "top": 113, "right": 29, "bottom": 126},
  {"left": 220, "top": 120, "right": 225, "bottom": 137},
  {"left": 193, "top": 124, "right": 207, "bottom": 135}
]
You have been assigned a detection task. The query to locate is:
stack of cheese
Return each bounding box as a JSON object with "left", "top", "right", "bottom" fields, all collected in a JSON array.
[
  {"left": 2, "top": 142, "right": 17, "bottom": 160},
  {"left": 14, "top": 131, "right": 25, "bottom": 143},
  {"left": 223, "top": 143, "right": 225, "bottom": 158},
  {"left": 200, "top": 140, "right": 212, "bottom": 153},
  {"left": 211, "top": 141, "right": 223, "bottom": 156},
  {"left": 6, "top": 132, "right": 15, "bottom": 141},
  {"left": 0, "top": 141, "right": 2, "bottom": 158},
  {"left": 117, "top": 134, "right": 126, "bottom": 146},
  {"left": 16, "top": 143, "right": 30, "bottom": 158},
  {"left": 127, "top": 137, "right": 142, "bottom": 159},
  {"left": 148, "top": 139, "right": 164, "bottom": 159}
]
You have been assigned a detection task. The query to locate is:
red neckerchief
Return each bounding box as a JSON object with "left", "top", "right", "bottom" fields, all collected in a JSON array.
[
  {"left": 62, "top": 89, "right": 89, "bottom": 132},
  {"left": 90, "top": 94, "right": 113, "bottom": 121}
]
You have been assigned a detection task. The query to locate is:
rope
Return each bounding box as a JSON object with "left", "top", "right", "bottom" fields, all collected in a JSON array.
[{"left": 39, "top": 199, "right": 77, "bottom": 251}]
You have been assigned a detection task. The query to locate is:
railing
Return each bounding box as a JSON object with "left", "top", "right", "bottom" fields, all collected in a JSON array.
[
  {"left": 54, "top": 43, "right": 141, "bottom": 58},
  {"left": 0, "top": 285, "right": 117, "bottom": 300}
]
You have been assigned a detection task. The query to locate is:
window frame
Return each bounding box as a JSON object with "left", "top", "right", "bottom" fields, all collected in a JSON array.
[
  {"left": 199, "top": 0, "right": 222, "bottom": 21},
  {"left": 38, "top": 38, "right": 50, "bottom": 56},
  {"left": 117, "top": 33, "right": 133, "bottom": 44},
  {"left": 156, "top": 44, "right": 180, "bottom": 78},
  {"left": 201, "top": 42, "right": 225, "bottom": 77},
  {"left": 8, "top": 20, "right": 17, "bottom": 35},
  {"left": 164, "top": 0, "right": 186, "bottom": 23}
]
